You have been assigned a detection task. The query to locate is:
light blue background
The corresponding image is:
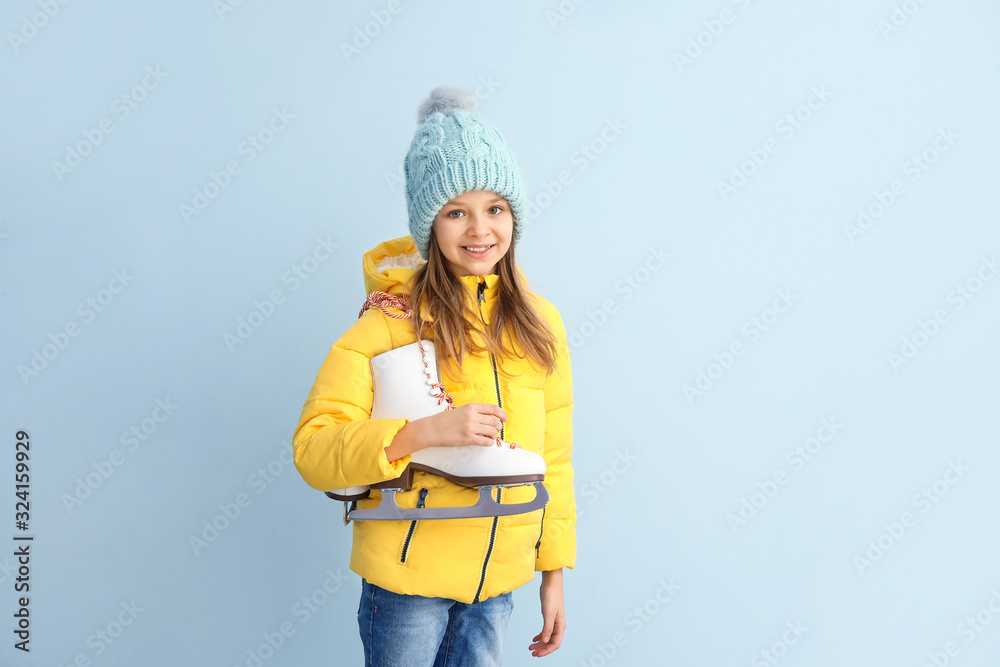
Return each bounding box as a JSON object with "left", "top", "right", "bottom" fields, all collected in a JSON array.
[{"left": 2, "top": 0, "right": 999, "bottom": 665}]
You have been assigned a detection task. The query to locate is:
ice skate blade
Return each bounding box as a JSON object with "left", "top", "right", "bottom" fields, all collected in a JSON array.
[{"left": 345, "top": 482, "right": 549, "bottom": 521}]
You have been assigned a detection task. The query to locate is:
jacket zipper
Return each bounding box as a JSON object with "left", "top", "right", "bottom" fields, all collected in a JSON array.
[
  {"left": 399, "top": 487, "right": 428, "bottom": 563},
  {"left": 535, "top": 505, "right": 546, "bottom": 558},
  {"left": 477, "top": 281, "right": 504, "bottom": 415},
  {"left": 474, "top": 486, "right": 501, "bottom": 603},
  {"left": 474, "top": 278, "right": 503, "bottom": 603}
]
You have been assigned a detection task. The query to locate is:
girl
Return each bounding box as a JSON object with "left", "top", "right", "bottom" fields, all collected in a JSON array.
[{"left": 292, "top": 86, "right": 576, "bottom": 666}]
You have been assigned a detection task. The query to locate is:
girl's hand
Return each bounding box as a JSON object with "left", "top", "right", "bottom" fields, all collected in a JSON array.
[
  {"left": 530, "top": 569, "right": 565, "bottom": 658},
  {"left": 428, "top": 403, "right": 507, "bottom": 447},
  {"left": 385, "top": 403, "right": 506, "bottom": 461}
]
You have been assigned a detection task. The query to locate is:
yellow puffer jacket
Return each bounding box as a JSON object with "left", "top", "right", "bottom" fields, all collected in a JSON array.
[{"left": 292, "top": 235, "right": 576, "bottom": 604}]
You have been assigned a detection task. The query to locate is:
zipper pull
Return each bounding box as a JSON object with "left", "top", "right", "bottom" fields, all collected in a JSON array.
[
  {"left": 535, "top": 506, "right": 546, "bottom": 558},
  {"left": 478, "top": 279, "right": 485, "bottom": 303},
  {"left": 416, "top": 487, "right": 428, "bottom": 508}
]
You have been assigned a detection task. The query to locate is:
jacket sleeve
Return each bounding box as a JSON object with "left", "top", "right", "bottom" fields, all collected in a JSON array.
[
  {"left": 292, "top": 309, "right": 413, "bottom": 492},
  {"left": 535, "top": 305, "right": 577, "bottom": 571}
]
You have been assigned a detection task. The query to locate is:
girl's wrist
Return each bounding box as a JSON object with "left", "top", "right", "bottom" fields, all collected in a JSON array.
[{"left": 385, "top": 420, "right": 424, "bottom": 462}]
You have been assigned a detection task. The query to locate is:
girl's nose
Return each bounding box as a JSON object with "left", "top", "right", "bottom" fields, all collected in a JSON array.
[{"left": 466, "top": 213, "right": 488, "bottom": 235}]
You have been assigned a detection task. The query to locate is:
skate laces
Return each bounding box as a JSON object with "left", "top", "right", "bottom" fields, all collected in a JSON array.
[
  {"left": 359, "top": 291, "right": 411, "bottom": 320},
  {"left": 360, "top": 290, "right": 520, "bottom": 450}
]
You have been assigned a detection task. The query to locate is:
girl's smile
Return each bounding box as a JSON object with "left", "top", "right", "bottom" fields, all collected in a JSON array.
[
  {"left": 433, "top": 190, "right": 513, "bottom": 276},
  {"left": 461, "top": 244, "right": 495, "bottom": 258}
]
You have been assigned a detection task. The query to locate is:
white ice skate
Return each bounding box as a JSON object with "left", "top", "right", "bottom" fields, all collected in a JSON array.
[{"left": 325, "top": 335, "right": 549, "bottom": 523}]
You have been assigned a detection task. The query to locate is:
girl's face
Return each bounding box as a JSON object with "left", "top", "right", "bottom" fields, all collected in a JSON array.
[{"left": 431, "top": 190, "right": 513, "bottom": 277}]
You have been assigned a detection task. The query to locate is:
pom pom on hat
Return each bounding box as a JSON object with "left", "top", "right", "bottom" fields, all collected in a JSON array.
[{"left": 416, "top": 85, "right": 478, "bottom": 124}]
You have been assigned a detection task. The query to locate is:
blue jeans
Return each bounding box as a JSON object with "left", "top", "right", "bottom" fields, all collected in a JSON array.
[{"left": 357, "top": 579, "right": 513, "bottom": 666}]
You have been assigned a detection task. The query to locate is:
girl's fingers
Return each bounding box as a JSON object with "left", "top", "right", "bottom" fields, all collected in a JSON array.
[{"left": 475, "top": 416, "right": 503, "bottom": 440}]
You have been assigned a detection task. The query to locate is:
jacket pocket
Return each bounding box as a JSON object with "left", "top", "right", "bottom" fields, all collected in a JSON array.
[{"left": 399, "top": 487, "right": 429, "bottom": 564}]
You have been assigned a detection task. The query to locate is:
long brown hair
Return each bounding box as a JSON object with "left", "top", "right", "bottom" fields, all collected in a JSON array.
[{"left": 403, "top": 226, "right": 559, "bottom": 382}]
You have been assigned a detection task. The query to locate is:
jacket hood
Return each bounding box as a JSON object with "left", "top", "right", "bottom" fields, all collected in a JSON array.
[
  {"left": 362, "top": 235, "right": 428, "bottom": 297},
  {"left": 362, "top": 235, "right": 527, "bottom": 309}
]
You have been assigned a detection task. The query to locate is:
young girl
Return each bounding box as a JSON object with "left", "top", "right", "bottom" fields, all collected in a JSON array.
[{"left": 292, "top": 86, "right": 576, "bottom": 665}]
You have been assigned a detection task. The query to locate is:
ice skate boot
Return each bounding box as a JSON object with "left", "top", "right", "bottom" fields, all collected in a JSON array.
[{"left": 325, "top": 336, "right": 549, "bottom": 523}]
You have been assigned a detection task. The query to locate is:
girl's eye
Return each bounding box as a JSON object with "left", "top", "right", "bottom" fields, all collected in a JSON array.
[{"left": 447, "top": 206, "right": 503, "bottom": 218}]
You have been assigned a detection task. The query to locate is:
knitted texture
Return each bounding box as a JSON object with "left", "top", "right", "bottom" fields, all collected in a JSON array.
[{"left": 404, "top": 104, "right": 526, "bottom": 260}]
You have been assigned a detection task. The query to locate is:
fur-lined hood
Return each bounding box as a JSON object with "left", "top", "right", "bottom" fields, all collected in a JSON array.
[{"left": 362, "top": 235, "right": 427, "bottom": 297}]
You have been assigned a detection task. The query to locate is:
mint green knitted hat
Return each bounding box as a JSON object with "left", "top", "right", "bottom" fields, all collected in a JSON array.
[{"left": 404, "top": 85, "right": 526, "bottom": 260}]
